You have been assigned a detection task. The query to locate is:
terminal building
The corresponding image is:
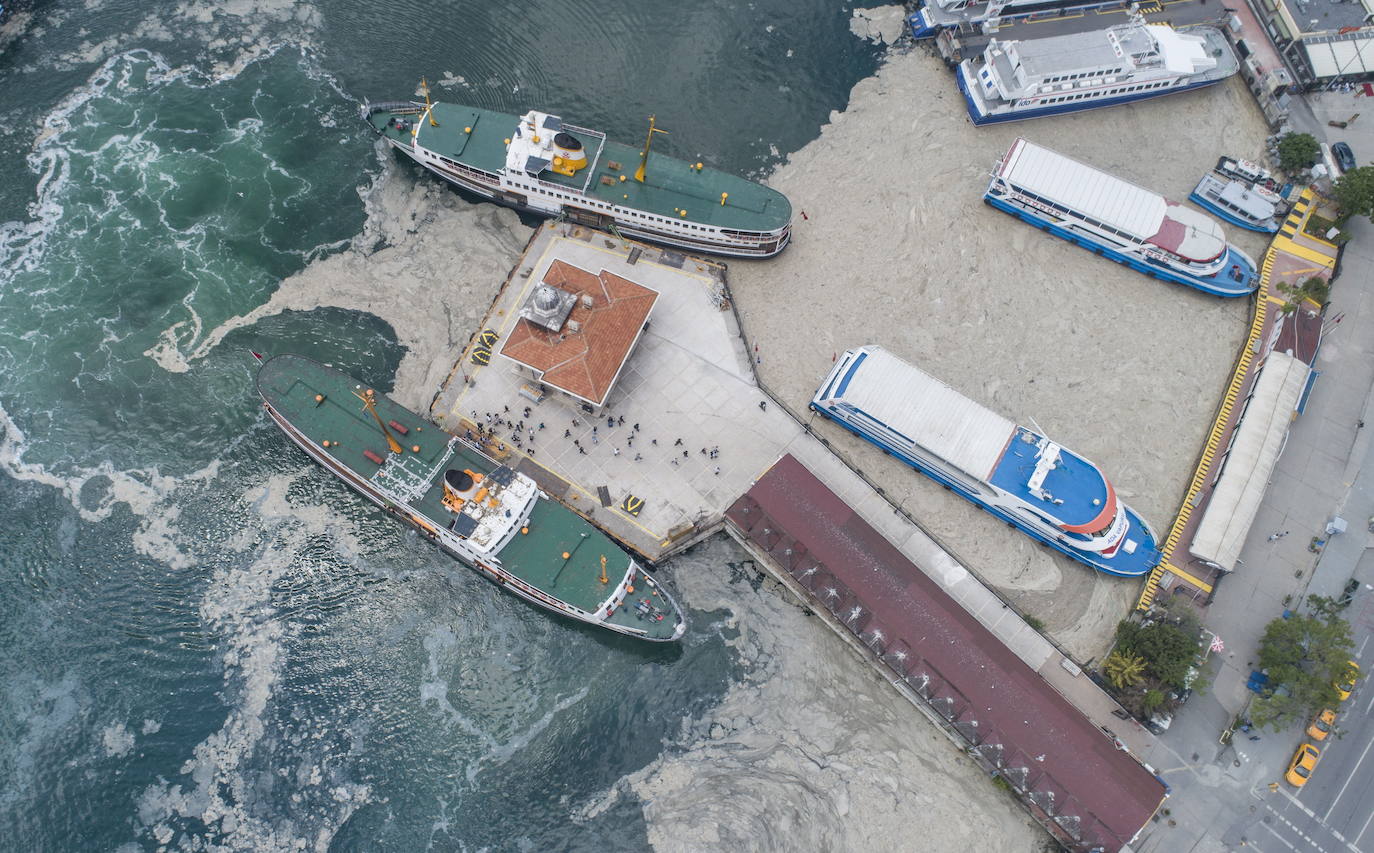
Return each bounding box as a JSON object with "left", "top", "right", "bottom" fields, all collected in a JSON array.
[
  {"left": 1253, "top": 0, "right": 1374, "bottom": 86},
  {"left": 497, "top": 260, "right": 657, "bottom": 415}
]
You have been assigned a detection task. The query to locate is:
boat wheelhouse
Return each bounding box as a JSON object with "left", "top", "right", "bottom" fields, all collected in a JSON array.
[
  {"left": 1215, "top": 156, "right": 1289, "bottom": 205},
  {"left": 985, "top": 137, "right": 1258, "bottom": 297},
  {"left": 955, "top": 22, "right": 1237, "bottom": 125},
  {"left": 256, "top": 354, "right": 686, "bottom": 642},
  {"left": 1189, "top": 173, "right": 1280, "bottom": 233},
  {"left": 364, "top": 98, "right": 792, "bottom": 259},
  {"left": 810, "top": 346, "right": 1160, "bottom": 578}
]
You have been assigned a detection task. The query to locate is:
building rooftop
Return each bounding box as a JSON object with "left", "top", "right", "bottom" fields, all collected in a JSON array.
[
  {"left": 1280, "top": 0, "right": 1372, "bottom": 35},
  {"left": 498, "top": 260, "right": 657, "bottom": 406},
  {"left": 728, "top": 454, "right": 1168, "bottom": 851}
]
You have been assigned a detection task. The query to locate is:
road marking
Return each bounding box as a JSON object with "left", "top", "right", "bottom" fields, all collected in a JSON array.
[
  {"left": 1354, "top": 805, "right": 1374, "bottom": 848},
  {"left": 1263, "top": 822, "right": 1299, "bottom": 851},
  {"left": 1359, "top": 636, "right": 1369, "bottom": 658},
  {"left": 1325, "top": 729, "right": 1374, "bottom": 821},
  {"left": 1365, "top": 685, "right": 1374, "bottom": 715}
]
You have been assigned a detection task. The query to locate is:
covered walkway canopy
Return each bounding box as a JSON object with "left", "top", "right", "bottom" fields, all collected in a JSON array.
[
  {"left": 1189, "top": 351, "right": 1311, "bottom": 570},
  {"left": 1305, "top": 36, "right": 1374, "bottom": 79}
]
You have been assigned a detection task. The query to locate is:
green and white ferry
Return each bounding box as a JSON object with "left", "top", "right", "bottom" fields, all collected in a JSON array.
[
  {"left": 363, "top": 90, "right": 793, "bottom": 258},
  {"left": 256, "top": 354, "right": 686, "bottom": 642}
]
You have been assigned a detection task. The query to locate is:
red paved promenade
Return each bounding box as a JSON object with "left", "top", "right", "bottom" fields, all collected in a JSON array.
[{"left": 727, "top": 454, "right": 1168, "bottom": 852}]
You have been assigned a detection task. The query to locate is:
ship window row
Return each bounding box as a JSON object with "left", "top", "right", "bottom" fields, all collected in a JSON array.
[
  {"left": 1038, "top": 79, "right": 1174, "bottom": 105},
  {"left": 1012, "top": 188, "right": 1136, "bottom": 242},
  {"left": 1044, "top": 68, "right": 1123, "bottom": 83}
]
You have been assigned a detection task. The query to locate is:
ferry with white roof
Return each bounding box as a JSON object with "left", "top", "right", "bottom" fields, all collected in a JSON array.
[
  {"left": 985, "top": 138, "right": 1258, "bottom": 297},
  {"left": 1189, "top": 173, "right": 1280, "bottom": 233},
  {"left": 910, "top": 0, "right": 1134, "bottom": 38},
  {"left": 364, "top": 87, "right": 792, "bottom": 258},
  {"left": 811, "top": 346, "right": 1160, "bottom": 578},
  {"left": 956, "top": 22, "right": 1237, "bottom": 125}
]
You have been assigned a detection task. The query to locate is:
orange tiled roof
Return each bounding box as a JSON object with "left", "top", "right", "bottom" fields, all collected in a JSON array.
[{"left": 499, "top": 260, "right": 657, "bottom": 405}]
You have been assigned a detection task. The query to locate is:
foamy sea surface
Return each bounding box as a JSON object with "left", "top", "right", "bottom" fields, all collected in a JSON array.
[{"left": 0, "top": 1, "right": 926, "bottom": 850}]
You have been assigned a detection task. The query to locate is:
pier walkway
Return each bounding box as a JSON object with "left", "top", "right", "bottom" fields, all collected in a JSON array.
[
  {"left": 428, "top": 223, "right": 1171, "bottom": 850},
  {"left": 1137, "top": 189, "right": 1337, "bottom": 610},
  {"left": 728, "top": 454, "right": 1168, "bottom": 852}
]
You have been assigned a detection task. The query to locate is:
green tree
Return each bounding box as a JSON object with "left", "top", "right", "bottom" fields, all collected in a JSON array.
[
  {"left": 1277, "top": 132, "right": 1321, "bottom": 172},
  {"left": 1104, "top": 651, "right": 1147, "bottom": 689},
  {"left": 1333, "top": 165, "right": 1374, "bottom": 220},
  {"left": 1142, "top": 689, "right": 1167, "bottom": 716},
  {"left": 1116, "top": 619, "right": 1199, "bottom": 690},
  {"left": 1276, "top": 276, "right": 1331, "bottom": 315},
  {"left": 1250, "top": 611, "right": 1356, "bottom": 731}
]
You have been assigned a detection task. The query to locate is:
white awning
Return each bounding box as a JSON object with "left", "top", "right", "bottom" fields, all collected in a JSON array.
[
  {"left": 1189, "top": 351, "right": 1311, "bottom": 571},
  {"left": 1305, "top": 38, "right": 1374, "bottom": 79}
]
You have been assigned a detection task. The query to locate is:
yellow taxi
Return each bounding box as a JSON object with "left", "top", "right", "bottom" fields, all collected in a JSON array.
[
  {"left": 1286, "top": 743, "right": 1321, "bottom": 787},
  {"left": 1307, "top": 709, "right": 1337, "bottom": 741},
  {"left": 1335, "top": 661, "right": 1360, "bottom": 702}
]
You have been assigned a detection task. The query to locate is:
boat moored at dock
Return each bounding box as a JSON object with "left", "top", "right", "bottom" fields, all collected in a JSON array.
[
  {"left": 363, "top": 93, "right": 792, "bottom": 259},
  {"left": 810, "top": 346, "right": 1161, "bottom": 578},
  {"left": 256, "top": 354, "right": 686, "bottom": 642},
  {"left": 985, "top": 137, "right": 1258, "bottom": 297},
  {"left": 1189, "top": 173, "right": 1280, "bottom": 233},
  {"left": 955, "top": 22, "right": 1237, "bottom": 125}
]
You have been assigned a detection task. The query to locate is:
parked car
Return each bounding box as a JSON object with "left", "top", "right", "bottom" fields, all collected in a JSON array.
[
  {"left": 1285, "top": 743, "right": 1321, "bottom": 787},
  {"left": 1333, "top": 142, "right": 1357, "bottom": 172},
  {"left": 1308, "top": 708, "right": 1337, "bottom": 741},
  {"left": 1335, "top": 660, "right": 1360, "bottom": 702}
]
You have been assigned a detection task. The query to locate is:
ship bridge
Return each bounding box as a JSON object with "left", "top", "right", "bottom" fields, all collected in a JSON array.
[
  {"left": 987, "top": 428, "right": 1118, "bottom": 533},
  {"left": 998, "top": 138, "right": 1228, "bottom": 263}
]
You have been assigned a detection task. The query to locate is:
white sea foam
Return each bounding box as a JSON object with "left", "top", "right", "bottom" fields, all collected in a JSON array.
[
  {"left": 610, "top": 540, "right": 1042, "bottom": 851},
  {"left": 133, "top": 473, "right": 371, "bottom": 850},
  {"left": 0, "top": 402, "right": 217, "bottom": 568},
  {"left": 3, "top": 673, "right": 87, "bottom": 808},
  {"left": 848, "top": 6, "right": 908, "bottom": 46},
  {"left": 184, "top": 157, "right": 532, "bottom": 410},
  {"left": 102, "top": 722, "right": 136, "bottom": 757}
]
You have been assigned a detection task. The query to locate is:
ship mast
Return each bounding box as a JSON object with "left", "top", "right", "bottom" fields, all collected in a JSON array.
[
  {"left": 634, "top": 115, "right": 668, "bottom": 183},
  {"left": 420, "top": 77, "right": 439, "bottom": 128},
  {"left": 354, "top": 388, "right": 405, "bottom": 454}
]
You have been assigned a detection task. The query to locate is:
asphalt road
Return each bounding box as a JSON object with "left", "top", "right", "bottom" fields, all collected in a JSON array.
[{"left": 1251, "top": 592, "right": 1374, "bottom": 852}]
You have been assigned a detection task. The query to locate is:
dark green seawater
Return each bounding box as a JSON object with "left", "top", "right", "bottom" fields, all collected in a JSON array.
[{"left": 0, "top": 2, "right": 884, "bottom": 849}]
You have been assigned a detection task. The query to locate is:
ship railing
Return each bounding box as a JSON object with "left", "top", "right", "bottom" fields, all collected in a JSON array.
[{"left": 360, "top": 100, "right": 424, "bottom": 120}]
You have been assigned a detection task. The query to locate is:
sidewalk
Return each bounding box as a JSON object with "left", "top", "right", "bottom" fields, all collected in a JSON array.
[{"left": 1133, "top": 191, "right": 1374, "bottom": 853}]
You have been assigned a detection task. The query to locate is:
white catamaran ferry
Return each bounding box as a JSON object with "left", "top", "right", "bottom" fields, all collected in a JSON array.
[
  {"left": 811, "top": 346, "right": 1160, "bottom": 578},
  {"left": 956, "top": 21, "right": 1238, "bottom": 125},
  {"left": 365, "top": 92, "right": 792, "bottom": 259},
  {"left": 985, "top": 137, "right": 1258, "bottom": 297}
]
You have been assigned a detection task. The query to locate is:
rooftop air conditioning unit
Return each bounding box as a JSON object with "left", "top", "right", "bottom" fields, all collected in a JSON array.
[
  {"left": 567, "top": 319, "right": 582, "bottom": 333},
  {"left": 581, "top": 294, "right": 594, "bottom": 309}
]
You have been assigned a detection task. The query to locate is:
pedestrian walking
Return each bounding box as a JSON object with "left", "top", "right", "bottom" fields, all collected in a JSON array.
[
  {"left": 634, "top": 453, "right": 643, "bottom": 462},
  {"left": 613, "top": 447, "right": 621, "bottom": 456},
  {"left": 682, "top": 450, "right": 688, "bottom": 458},
  {"left": 713, "top": 466, "right": 720, "bottom": 476},
  {"left": 564, "top": 429, "right": 571, "bottom": 438},
  {"left": 617, "top": 415, "right": 625, "bottom": 426},
  {"left": 674, "top": 438, "right": 683, "bottom": 446},
  {"left": 651, "top": 438, "right": 658, "bottom": 446},
  {"left": 503, "top": 405, "right": 509, "bottom": 413},
  {"left": 538, "top": 422, "right": 545, "bottom": 431},
  {"left": 627, "top": 437, "right": 633, "bottom": 447},
  {"left": 633, "top": 422, "right": 640, "bottom": 432},
  {"left": 758, "top": 400, "right": 766, "bottom": 411}
]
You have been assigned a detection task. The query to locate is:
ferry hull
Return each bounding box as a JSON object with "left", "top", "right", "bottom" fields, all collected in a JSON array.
[
  {"left": 262, "top": 401, "right": 686, "bottom": 642},
  {"left": 1188, "top": 191, "right": 1280, "bottom": 233},
  {"left": 808, "top": 403, "right": 1158, "bottom": 578},
  {"left": 983, "top": 194, "right": 1258, "bottom": 297},
  {"left": 956, "top": 62, "right": 1225, "bottom": 126},
  {"left": 372, "top": 123, "right": 789, "bottom": 260}
]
